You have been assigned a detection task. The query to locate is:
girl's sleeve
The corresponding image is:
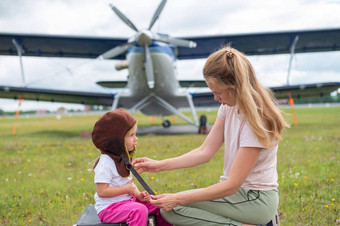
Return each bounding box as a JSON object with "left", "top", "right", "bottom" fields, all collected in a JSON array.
[{"left": 94, "top": 157, "right": 114, "bottom": 184}]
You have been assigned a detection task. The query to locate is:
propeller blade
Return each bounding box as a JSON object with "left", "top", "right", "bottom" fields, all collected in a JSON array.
[
  {"left": 98, "top": 42, "right": 136, "bottom": 59},
  {"left": 109, "top": 4, "right": 139, "bottom": 32},
  {"left": 144, "top": 45, "right": 155, "bottom": 89},
  {"left": 154, "top": 36, "right": 197, "bottom": 48},
  {"left": 148, "top": 0, "right": 167, "bottom": 30}
]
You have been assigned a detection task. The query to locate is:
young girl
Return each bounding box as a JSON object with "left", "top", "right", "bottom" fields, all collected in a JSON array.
[
  {"left": 133, "top": 45, "right": 289, "bottom": 225},
  {"left": 91, "top": 108, "right": 171, "bottom": 226}
]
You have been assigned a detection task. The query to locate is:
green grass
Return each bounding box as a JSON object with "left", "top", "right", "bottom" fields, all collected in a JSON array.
[{"left": 0, "top": 107, "right": 339, "bottom": 225}]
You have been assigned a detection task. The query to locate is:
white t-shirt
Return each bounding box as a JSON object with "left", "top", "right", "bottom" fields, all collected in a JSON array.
[
  {"left": 218, "top": 104, "right": 278, "bottom": 190},
  {"left": 94, "top": 154, "right": 132, "bottom": 214}
]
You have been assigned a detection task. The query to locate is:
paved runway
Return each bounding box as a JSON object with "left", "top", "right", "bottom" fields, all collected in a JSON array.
[{"left": 137, "top": 124, "right": 211, "bottom": 136}]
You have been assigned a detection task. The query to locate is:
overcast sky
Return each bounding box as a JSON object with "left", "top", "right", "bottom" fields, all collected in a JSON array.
[{"left": 0, "top": 0, "right": 340, "bottom": 111}]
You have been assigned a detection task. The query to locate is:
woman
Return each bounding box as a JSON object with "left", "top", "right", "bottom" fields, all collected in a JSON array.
[{"left": 133, "top": 45, "right": 289, "bottom": 226}]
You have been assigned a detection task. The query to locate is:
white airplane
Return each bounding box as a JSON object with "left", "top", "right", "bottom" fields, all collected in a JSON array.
[
  {"left": 0, "top": 0, "right": 340, "bottom": 131},
  {"left": 96, "top": 1, "right": 201, "bottom": 128}
]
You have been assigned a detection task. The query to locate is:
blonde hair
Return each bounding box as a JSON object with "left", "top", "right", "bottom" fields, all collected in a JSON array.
[{"left": 203, "top": 45, "right": 289, "bottom": 148}]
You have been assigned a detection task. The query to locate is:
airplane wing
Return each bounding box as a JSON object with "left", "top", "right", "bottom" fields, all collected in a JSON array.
[
  {"left": 0, "top": 85, "right": 115, "bottom": 106},
  {"left": 179, "top": 80, "right": 207, "bottom": 87},
  {"left": 0, "top": 33, "right": 128, "bottom": 59},
  {"left": 177, "top": 28, "right": 340, "bottom": 59},
  {"left": 190, "top": 81, "right": 340, "bottom": 106},
  {"left": 0, "top": 84, "right": 216, "bottom": 111},
  {"left": 1, "top": 82, "right": 339, "bottom": 108},
  {"left": 271, "top": 82, "right": 340, "bottom": 100},
  {"left": 1, "top": 28, "right": 339, "bottom": 60},
  {"left": 96, "top": 81, "right": 128, "bottom": 88},
  {"left": 191, "top": 92, "right": 218, "bottom": 107}
]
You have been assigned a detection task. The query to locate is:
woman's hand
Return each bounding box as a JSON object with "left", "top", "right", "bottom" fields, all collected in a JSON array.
[
  {"left": 150, "top": 194, "right": 180, "bottom": 211},
  {"left": 132, "top": 157, "right": 161, "bottom": 173}
]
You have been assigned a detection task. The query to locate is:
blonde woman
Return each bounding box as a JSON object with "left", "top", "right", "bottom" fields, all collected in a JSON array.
[{"left": 133, "top": 45, "right": 289, "bottom": 226}]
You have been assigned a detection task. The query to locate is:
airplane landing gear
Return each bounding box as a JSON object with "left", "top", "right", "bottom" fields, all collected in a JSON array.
[
  {"left": 162, "top": 119, "right": 171, "bottom": 128},
  {"left": 198, "top": 115, "right": 208, "bottom": 134}
]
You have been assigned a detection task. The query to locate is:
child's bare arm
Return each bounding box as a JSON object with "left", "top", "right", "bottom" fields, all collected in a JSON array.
[
  {"left": 96, "top": 179, "right": 137, "bottom": 198},
  {"left": 97, "top": 179, "right": 150, "bottom": 202}
]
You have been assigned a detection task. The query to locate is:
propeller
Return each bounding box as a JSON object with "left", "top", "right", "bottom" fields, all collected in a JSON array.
[
  {"left": 99, "top": 42, "right": 136, "bottom": 60},
  {"left": 100, "top": 0, "right": 196, "bottom": 89},
  {"left": 144, "top": 44, "right": 155, "bottom": 89},
  {"left": 153, "top": 36, "right": 197, "bottom": 48},
  {"left": 109, "top": 4, "right": 139, "bottom": 32},
  {"left": 148, "top": 0, "right": 167, "bottom": 30}
]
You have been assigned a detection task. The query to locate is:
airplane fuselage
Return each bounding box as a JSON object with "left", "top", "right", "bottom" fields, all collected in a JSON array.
[
  {"left": 127, "top": 43, "right": 179, "bottom": 97},
  {"left": 116, "top": 41, "right": 196, "bottom": 119}
]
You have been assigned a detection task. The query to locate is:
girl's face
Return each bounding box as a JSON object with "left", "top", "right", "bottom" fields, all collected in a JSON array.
[
  {"left": 125, "top": 125, "right": 138, "bottom": 151},
  {"left": 206, "top": 79, "right": 237, "bottom": 107}
]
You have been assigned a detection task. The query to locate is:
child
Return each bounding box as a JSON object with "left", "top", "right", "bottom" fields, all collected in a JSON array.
[{"left": 91, "top": 108, "right": 171, "bottom": 226}]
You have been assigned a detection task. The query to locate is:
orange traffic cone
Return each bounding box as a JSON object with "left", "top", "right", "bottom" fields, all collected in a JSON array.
[
  {"left": 12, "top": 97, "right": 24, "bottom": 135},
  {"left": 288, "top": 92, "right": 297, "bottom": 126}
]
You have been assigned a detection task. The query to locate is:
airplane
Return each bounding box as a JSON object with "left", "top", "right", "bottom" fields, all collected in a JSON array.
[{"left": 0, "top": 0, "right": 340, "bottom": 131}]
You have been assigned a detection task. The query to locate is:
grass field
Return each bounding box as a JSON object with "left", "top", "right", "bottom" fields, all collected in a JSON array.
[{"left": 0, "top": 107, "right": 339, "bottom": 225}]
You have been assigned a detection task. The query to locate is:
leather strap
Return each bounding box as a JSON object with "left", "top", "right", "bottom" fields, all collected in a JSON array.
[{"left": 121, "top": 154, "right": 155, "bottom": 195}]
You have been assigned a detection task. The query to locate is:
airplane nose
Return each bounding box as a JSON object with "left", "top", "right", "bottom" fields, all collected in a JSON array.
[{"left": 137, "top": 30, "right": 153, "bottom": 46}]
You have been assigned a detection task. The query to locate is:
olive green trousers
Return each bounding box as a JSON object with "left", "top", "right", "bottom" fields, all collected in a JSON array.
[{"left": 161, "top": 188, "right": 278, "bottom": 226}]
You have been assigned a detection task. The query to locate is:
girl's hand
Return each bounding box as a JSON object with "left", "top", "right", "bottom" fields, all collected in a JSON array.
[
  {"left": 132, "top": 157, "right": 161, "bottom": 173},
  {"left": 150, "top": 193, "right": 179, "bottom": 211},
  {"left": 136, "top": 191, "right": 151, "bottom": 202},
  {"left": 124, "top": 179, "right": 138, "bottom": 196}
]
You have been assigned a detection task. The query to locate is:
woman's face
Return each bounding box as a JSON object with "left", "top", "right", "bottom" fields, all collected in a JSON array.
[
  {"left": 125, "top": 125, "right": 138, "bottom": 151},
  {"left": 206, "top": 79, "right": 237, "bottom": 107}
]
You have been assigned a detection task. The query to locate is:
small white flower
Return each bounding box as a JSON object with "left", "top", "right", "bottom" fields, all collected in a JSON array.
[{"left": 67, "top": 177, "right": 72, "bottom": 180}]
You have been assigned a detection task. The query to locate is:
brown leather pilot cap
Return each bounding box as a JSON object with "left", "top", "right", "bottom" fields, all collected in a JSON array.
[{"left": 92, "top": 108, "right": 137, "bottom": 177}]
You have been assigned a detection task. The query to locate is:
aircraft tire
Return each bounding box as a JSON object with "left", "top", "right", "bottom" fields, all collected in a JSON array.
[
  {"left": 162, "top": 120, "right": 171, "bottom": 128},
  {"left": 198, "top": 114, "right": 208, "bottom": 134}
]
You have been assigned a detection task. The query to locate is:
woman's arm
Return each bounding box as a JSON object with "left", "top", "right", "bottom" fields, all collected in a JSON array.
[
  {"left": 150, "top": 147, "right": 261, "bottom": 211},
  {"left": 133, "top": 117, "right": 225, "bottom": 173}
]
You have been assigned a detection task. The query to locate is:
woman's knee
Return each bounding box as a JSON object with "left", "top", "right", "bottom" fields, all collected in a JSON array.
[
  {"left": 160, "top": 209, "right": 171, "bottom": 221},
  {"left": 160, "top": 208, "right": 178, "bottom": 225}
]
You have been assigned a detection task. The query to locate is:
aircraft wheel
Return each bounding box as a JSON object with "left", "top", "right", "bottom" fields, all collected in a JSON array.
[
  {"left": 198, "top": 115, "right": 208, "bottom": 134},
  {"left": 162, "top": 120, "right": 171, "bottom": 128}
]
